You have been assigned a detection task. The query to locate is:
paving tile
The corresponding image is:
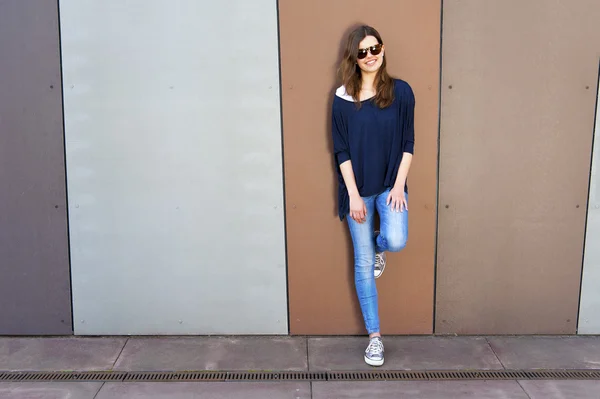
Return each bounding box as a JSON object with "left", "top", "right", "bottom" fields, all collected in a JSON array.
[
  {"left": 113, "top": 336, "right": 307, "bottom": 371},
  {"left": 0, "top": 337, "right": 127, "bottom": 371},
  {"left": 96, "top": 382, "right": 311, "bottom": 398},
  {"left": 519, "top": 380, "right": 600, "bottom": 399},
  {"left": 487, "top": 336, "right": 600, "bottom": 369},
  {"left": 0, "top": 382, "right": 103, "bottom": 398},
  {"left": 312, "top": 381, "right": 529, "bottom": 398},
  {"left": 308, "top": 336, "right": 502, "bottom": 371}
]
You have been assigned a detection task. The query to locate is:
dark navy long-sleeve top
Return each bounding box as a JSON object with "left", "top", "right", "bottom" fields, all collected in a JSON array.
[{"left": 332, "top": 79, "right": 415, "bottom": 220}]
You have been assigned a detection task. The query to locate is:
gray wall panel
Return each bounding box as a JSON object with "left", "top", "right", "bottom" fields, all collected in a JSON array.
[
  {"left": 0, "top": 1, "right": 72, "bottom": 334},
  {"left": 60, "top": 0, "right": 287, "bottom": 334},
  {"left": 579, "top": 77, "right": 600, "bottom": 334},
  {"left": 437, "top": 0, "right": 598, "bottom": 334}
]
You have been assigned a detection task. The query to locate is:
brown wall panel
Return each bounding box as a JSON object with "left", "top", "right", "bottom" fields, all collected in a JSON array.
[
  {"left": 0, "top": 1, "right": 72, "bottom": 334},
  {"left": 280, "top": 0, "right": 440, "bottom": 334},
  {"left": 437, "top": 0, "right": 600, "bottom": 334}
]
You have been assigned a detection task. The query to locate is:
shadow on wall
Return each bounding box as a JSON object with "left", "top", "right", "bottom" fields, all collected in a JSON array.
[
  {"left": 326, "top": 22, "right": 381, "bottom": 320},
  {"left": 326, "top": 22, "right": 372, "bottom": 218}
]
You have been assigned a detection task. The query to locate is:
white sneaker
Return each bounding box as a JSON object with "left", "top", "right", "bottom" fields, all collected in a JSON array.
[
  {"left": 374, "top": 251, "right": 386, "bottom": 279},
  {"left": 364, "top": 337, "right": 385, "bottom": 366}
]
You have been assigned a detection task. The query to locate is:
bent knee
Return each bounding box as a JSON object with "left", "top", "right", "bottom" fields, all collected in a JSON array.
[{"left": 386, "top": 236, "right": 407, "bottom": 252}]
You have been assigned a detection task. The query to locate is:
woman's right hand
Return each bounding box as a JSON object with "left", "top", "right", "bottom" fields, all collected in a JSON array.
[{"left": 349, "top": 194, "right": 367, "bottom": 223}]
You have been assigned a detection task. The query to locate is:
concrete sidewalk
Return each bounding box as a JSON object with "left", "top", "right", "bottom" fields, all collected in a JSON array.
[{"left": 1, "top": 335, "right": 600, "bottom": 398}]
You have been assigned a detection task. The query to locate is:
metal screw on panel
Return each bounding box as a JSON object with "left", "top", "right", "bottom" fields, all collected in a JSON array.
[
  {"left": 448, "top": 85, "right": 453, "bottom": 89},
  {"left": 81, "top": 320, "right": 85, "bottom": 323},
  {"left": 55, "top": 205, "right": 59, "bottom": 208},
  {"left": 292, "top": 204, "right": 297, "bottom": 209},
  {"left": 179, "top": 320, "right": 183, "bottom": 324},
  {"left": 50, "top": 85, "right": 54, "bottom": 89},
  {"left": 586, "top": 86, "right": 590, "bottom": 90},
  {"left": 76, "top": 204, "right": 80, "bottom": 208},
  {"left": 576, "top": 205, "right": 580, "bottom": 208},
  {"left": 445, "top": 205, "right": 449, "bottom": 209},
  {"left": 596, "top": 205, "right": 599, "bottom": 209}
]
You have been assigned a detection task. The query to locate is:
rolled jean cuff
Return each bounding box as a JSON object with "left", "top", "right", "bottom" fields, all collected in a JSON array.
[{"left": 366, "top": 324, "right": 380, "bottom": 334}]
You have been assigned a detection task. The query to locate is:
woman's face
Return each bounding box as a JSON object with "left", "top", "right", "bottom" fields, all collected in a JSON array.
[{"left": 356, "top": 35, "right": 384, "bottom": 74}]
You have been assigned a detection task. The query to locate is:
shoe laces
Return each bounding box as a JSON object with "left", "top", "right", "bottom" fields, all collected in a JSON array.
[
  {"left": 367, "top": 338, "right": 384, "bottom": 354},
  {"left": 375, "top": 253, "right": 384, "bottom": 269}
]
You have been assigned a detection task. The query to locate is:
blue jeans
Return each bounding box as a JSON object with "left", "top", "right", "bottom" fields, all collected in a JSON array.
[{"left": 346, "top": 188, "right": 408, "bottom": 334}]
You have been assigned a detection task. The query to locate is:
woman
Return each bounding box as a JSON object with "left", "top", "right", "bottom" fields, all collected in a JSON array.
[{"left": 331, "top": 25, "right": 415, "bottom": 367}]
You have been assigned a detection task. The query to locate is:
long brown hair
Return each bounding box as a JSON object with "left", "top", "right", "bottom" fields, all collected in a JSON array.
[{"left": 338, "top": 25, "right": 395, "bottom": 108}]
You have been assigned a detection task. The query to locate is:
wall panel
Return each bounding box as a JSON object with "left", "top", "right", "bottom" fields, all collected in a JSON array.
[
  {"left": 0, "top": 0, "right": 72, "bottom": 335},
  {"left": 280, "top": 0, "right": 440, "bottom": 334},
  {"left": 437, "top": 0, "right": 600, "bottom": 334},
  {"left": 61, "top": 0, "right": 287, "bottom": 334}
]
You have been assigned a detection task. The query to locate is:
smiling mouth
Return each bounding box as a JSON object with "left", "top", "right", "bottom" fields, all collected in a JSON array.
[{"left": 366, "top": 59, "right": 377, "bottom": 66}]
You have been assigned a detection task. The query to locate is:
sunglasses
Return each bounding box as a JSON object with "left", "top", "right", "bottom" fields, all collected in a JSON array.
[{"left": 357, "top": 43, "right": 383, "bottom": 59}]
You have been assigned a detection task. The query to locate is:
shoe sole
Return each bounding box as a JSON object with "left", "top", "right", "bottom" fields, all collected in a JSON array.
[
  {"left": 375, "top": 251, "right": 386, "bottom": 279},
  {"left": 364, "top": 355, "right": 384, "bottom": 367},
  {"left": 374, "top": 264, "right": 385, "bottom": 279}
]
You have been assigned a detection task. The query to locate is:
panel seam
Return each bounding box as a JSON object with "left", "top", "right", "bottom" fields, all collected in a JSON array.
[
  {"left": 576, "top": 58, "right": 600, "bottom": 334},
  {"left": 111, "top": 338, "right": 129, "bottom": 369},
  {"left": 274, "top": 0, "right": 292, "bottom": 335},
  {"left": 306, "top": 337, "right": 310, "bottom": 372},
  {"left": 516, "top": 380, "right": 533, "bottom": 399},
  {"left": 485, "top": 337, "right": 506, "bottom": 369},
  {"left": 92, "top": 381, "right": 105, "bottom": 399},
  {"left": 55, "top": 0, "right": 75, "bottom": 335},
  {"left": 432, "top": 0, "right": 444, "bottom": 334}
]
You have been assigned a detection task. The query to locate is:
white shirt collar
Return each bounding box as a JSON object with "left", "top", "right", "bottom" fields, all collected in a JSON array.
[{"left": 335, "top": 85, "right": 356, "bottom": 102}]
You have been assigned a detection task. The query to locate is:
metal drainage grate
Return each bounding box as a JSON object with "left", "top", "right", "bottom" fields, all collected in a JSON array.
[
  {"left": 524, "top": 370, "right": 600, "bottom": 380},
  {"left": 329, "top": 371, "right": 429, "bottom": 381},
  {"left": 0, "top": 369, "right": 599, "bottom": 382},
  {"left": 326, "top": 370, "right": 600, "bottom": 381},
  {"left": 0, "top": 371, "right": 126, "bottom": 382},
  {"left": 124, "top": 372, "right": 227, "bottom": 382},
  {"left": 225, "top": 372, "right": 327, "bottom": 381}
]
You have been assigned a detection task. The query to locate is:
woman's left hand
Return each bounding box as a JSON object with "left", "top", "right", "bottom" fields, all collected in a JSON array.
[{"left": 386, "top": 187, "right": 407, "bottom": 212}]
